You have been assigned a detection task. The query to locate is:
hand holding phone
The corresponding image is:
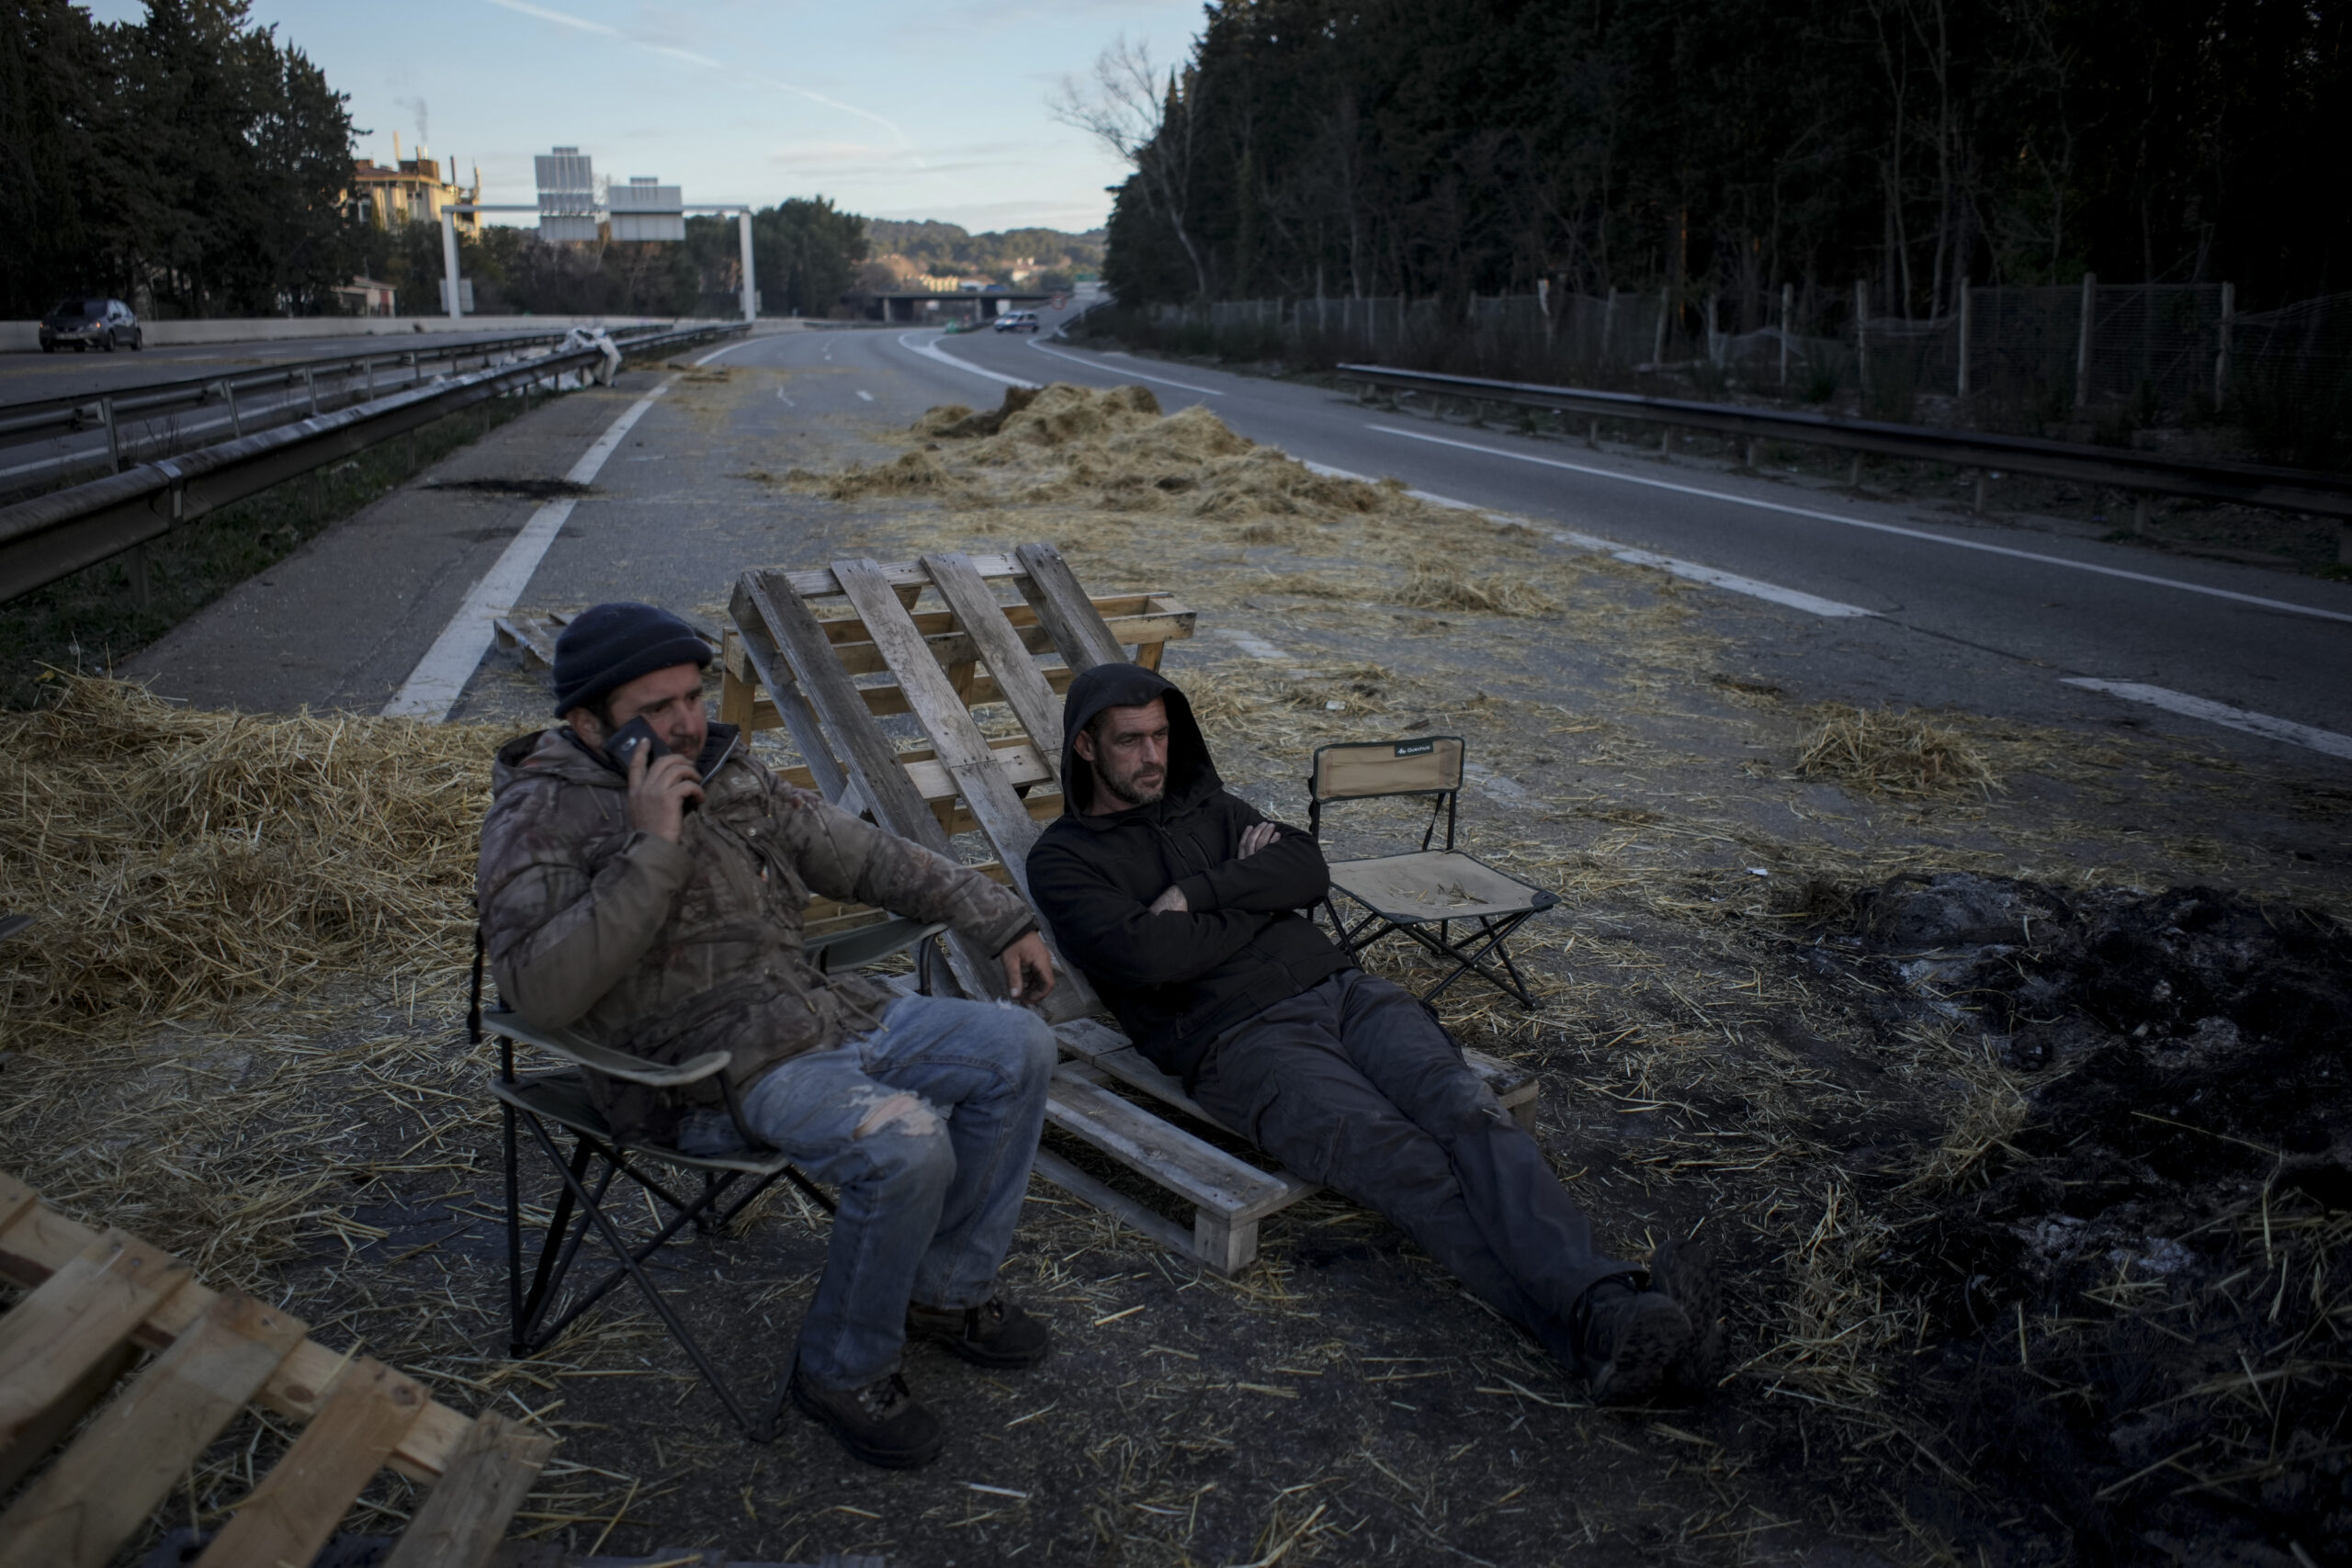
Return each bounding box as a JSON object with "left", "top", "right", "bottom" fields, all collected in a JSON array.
[{"left": 610, "top": 718, "right": 703, "bottom": 840}]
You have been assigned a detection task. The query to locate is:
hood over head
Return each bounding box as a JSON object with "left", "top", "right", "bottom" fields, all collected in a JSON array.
[{"left": 1058, "top": 663, "right": 1216, "bottom": 820}]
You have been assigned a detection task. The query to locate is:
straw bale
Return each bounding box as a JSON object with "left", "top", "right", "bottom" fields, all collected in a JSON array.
[{"left": 0, "top": 675, "right": 496, "bottom": 1034}]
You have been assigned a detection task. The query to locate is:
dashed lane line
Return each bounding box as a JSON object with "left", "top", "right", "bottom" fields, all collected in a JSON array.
[
  {"left": 2062, "top": 680, "right": 2352, "bottom": 761},
  {"left": 383, "top": 381, "right": 672, "bottom": 720},
  {"left": 1367, "top": 423, "right": 2352, "bottom": 627}
]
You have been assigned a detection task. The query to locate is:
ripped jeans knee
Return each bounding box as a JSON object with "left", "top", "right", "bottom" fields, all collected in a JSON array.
[{"left": 849, "top": 1087, "right": 944, "bottom": 1140}]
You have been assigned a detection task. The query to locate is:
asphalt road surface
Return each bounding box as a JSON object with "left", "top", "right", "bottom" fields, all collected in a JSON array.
[{"left": 127, "top": 309, "right": 2352, "bottom": 775}]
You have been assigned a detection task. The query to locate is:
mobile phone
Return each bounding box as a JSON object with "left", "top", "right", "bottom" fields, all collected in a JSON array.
[{"left": 603, "top": 716, "right": 670, "bottom": 773}]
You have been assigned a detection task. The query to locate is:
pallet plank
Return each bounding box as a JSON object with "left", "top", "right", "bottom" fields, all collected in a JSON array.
[
  {"left": 728, "top": 579, "right": 845, "bottom": 802},
  {"left": 1013, "top": 542, "right": 1126, "bottom": 671},
  {"left": 921, "top": 551, "right": 1068, "bottom": 777},
  {"left": 0, "top": 1292, "right": 306, "bottom": 1568},
  {"left": 0, "top": 1229, "right": 190, "bottom": 1454},
  {"left": 0, "top": 1201, "right": 471, "bottom": 1485},
  {"left": 380, "top": 1411, "right": 554, "bottom": 1568},
  {"left": 738, "top": 568, "right": 1002, "bottom": 1001},
  {"left": 832, "top": 559, "right": 1100, "bottom": 1019},
  {"left": 1043, "top": 1068, "right": 1305, "bottom": 1224},
  {"left": 196, "top": 1358, "right": 429, "bottom": 1568}
]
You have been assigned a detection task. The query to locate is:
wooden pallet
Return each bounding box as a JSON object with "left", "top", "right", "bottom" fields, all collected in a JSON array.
[
  {"left": 0, "top": 1173, "right": 551, "bottom": 1568},
  {"left": 726, "top": 545, "right": 1542, "bottom": 1275}
]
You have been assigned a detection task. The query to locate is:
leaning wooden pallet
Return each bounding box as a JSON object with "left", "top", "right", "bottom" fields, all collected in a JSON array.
[
  {"left": 0, "top": 1172, "right": 551, "bottom": 1568},
  {"left": 722, "top": 544, "right": 1539, "bottom": 1275}
]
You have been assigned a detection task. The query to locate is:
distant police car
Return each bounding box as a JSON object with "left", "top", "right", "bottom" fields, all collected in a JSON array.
[
  {"left": 40, "top": 298, "right": 143, "bottom": 353},
  {"left": 992, "top": 310, "right": 1041, "bottom": 333}
]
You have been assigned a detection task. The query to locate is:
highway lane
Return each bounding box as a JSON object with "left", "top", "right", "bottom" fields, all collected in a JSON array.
[{"left": 852, "top": 310, "right": 2352, "bottom": 758}]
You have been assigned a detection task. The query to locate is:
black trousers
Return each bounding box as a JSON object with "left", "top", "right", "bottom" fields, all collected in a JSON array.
[{"left": 1193, "top": 969, "right": 1631, "bottom": 1367}]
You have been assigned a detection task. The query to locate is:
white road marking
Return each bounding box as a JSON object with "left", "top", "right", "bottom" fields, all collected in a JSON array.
[
  {"left": 1303, "top": 460, "right": 1871, "bottom": 617},
  {"left": 1026, "top": 338, "right": 1225, "bottom": 395},
  {"left": 694, "top": 336, "right": 763, "bottom": 367},
  {"left": 857, "top": 389, "right": 876, "bottom": 402},
  {"left": 383, "top": 382, "right": 671, "bottom": 720},
  {"left": 1554, "top": 530, "right": 1875, "bottom": 617},
  {"left": 777, "top": 391, "right": 796, "bottom": 407},
  {"left": 898, "top": 332, "right": 1039, "bottom": 389},
  {"left": 2061, "top": 679, "right": 2352, "bottom": 761},
  {"left": 1212, "top": 626, "right": 1295, "bottom": 663},
  {"left": 1368, "top": 423, "right": 2352, "bottom": 627}
]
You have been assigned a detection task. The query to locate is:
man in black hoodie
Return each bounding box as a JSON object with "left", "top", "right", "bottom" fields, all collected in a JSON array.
[{"left": 1026, "top": 663, "right": 1722, "bottom": 1403}]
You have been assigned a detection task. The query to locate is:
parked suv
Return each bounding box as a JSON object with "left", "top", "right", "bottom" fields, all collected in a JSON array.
[
  {"left": 40, "top": 298, "right": 142, "bottom": 353},
  {"left": 992, "top": 310, "right": 1041, "bottom": 333}
]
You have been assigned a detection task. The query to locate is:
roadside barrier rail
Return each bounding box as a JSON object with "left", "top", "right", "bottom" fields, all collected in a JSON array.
[
  {"left": 0, "top": 321, "right": 742, "bottom": 605},
  {"left": 1336, "top": 363, "right": 2352, "bottom": 541},
  {"left": 0, "top": 324, "right": 695, "bottom": 489}
]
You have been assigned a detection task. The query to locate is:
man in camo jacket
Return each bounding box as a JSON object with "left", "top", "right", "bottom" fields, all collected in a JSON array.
[{"left": 479, "top": 602, "right": 1057, "bottom": 1469}]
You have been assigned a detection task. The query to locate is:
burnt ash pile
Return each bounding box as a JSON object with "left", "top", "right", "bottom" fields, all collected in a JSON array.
[{"left": 1821, "top": 875, "right": 2351, "bottom": 1564}]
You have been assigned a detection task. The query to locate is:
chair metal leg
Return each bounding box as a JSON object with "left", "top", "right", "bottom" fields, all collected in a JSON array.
[
  {"left": 516, "top": 1136, "right": 599, "bottom": 1344},
  {"left": 515, "top": 1111, "right": 767, "bottom": 1437},
  {"left": 503, "top": 1101, "right": 525, "bottom": 1353}
]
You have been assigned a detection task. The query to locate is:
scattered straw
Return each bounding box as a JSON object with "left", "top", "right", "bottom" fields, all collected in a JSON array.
[{"left": 1795, "top": 705, "right": 2001, "bottom": 799}]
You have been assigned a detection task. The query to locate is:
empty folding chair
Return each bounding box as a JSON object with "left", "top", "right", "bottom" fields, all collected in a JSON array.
[{"left": 1307, "top": 736, "right": 1560, "bottom": 1007}]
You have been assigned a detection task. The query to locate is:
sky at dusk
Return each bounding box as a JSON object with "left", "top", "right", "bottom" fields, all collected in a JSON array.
[{"left": 84, "top": 0, "right": 1206, "bottom": 233}]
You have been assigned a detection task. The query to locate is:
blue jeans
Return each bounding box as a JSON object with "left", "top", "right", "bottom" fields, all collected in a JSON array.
[{"left": 707, "top": 994, "right": 1056, "bottom": 1390}]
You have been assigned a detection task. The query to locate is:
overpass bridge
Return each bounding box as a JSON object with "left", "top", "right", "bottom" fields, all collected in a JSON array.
[{"left": 845, "top": 288, "right": 1058, "bottom": 324}]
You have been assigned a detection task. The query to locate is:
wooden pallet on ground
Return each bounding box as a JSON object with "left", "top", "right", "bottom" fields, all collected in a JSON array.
[
  {"left": 727, "top": 545, "right": 1541, "bottom": 1275},
  {"left": 0, "top": 1172, "right": 551, "bottom": 1568}
]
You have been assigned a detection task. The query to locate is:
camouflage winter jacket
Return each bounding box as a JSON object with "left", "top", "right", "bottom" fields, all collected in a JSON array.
[{"left": 478, "top": 723, "right": 1035, "bottom": 1145}]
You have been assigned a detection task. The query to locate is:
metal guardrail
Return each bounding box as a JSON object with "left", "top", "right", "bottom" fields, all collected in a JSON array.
[
  {"left": 0, "top": 321, "right": 742, "bottom": 604},
  {"left": 1337, "top": 363, "right": 2352, "bottom": 526},
  {"left": 0, "top": 325, "right": 694, "bottom": 491}
]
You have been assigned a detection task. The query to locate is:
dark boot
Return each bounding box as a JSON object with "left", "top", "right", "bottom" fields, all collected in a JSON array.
[
  {"left": 906, "top": 1296, "right": 1052, "bottom": 1370},
  {"left": 788, "top": 1361, "right": 944, "bottom": 1468},
  {"left": 1573, "top": 1278, "right": 1693, "bottom": 1404},
  {"left": 1647, "top": 1235, "right": 1725, "bottom": 1393}
]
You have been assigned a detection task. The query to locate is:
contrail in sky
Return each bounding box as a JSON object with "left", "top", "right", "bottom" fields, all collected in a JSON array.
[{"left": 482, "top": 0, "right": 917, "bottom": 149}]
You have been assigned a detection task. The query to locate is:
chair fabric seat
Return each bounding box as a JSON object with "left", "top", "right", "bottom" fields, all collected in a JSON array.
[
  {"left": 489, "top": 1071, "right": 796, "bottom": 1177},
  {"left": 1327, "top": 850, "right": 1557, "bottom": 923}
]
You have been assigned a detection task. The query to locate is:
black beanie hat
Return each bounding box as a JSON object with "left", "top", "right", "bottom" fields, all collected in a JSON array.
[{"left": 549, "top": 602, "right": 712, "bottom": 716}]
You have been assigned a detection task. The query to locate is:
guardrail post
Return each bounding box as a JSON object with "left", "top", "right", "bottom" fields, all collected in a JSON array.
[
  {"left": 1854, "top": 281, "right": 1870, "bottom": 399},
  {"left": 303, "top": 367, "right": 319, "bottom": 418},
  {"left": 1658, "top": 426, "right": 1672, "bottom": 463},
  {"left": 2132, "top": 493, "right": 2151, "bottom": 536},
  {"left": 2075, "top": 272, "right": 2097, "bottom": 409},
  {"left": 1849, "top": 453, "right": 1863, "bottom": 488},
  {"left": 1973, "top": 469, "right": 1988, "bottom": 513},
  {"left": 2214, "top": 282, "right": 2233, "bottom": 412},
  {"left": 1588, "top": 418, "right": 1600, "bottom": 450},
  {"left": 98, "top": 397, "right": 122, "bottom": 472},
  {"left": 1957, "top": 286, "right": 1973, "bottom": 398},
  {"left": 1778, "top": 283, "right": 1792, "bottom": 387},
  {"left": 219, "top": 381, "right": 241, "bottom": 437}
]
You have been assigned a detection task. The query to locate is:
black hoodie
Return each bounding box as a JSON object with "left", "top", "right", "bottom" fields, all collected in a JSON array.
[{"left": 1026, "top": 663, "right": 1350, "bottom": 1084}]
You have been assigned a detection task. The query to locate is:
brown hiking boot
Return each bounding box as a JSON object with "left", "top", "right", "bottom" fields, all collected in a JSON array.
[
  {"left": 1648, "top": 1235, "right": 1726, "bottom": 1394},
  {"left": 1574, "top": 1280, "right": 1694, "bottom": 1404},
  {"left": 906, "top": 1296, "right": 1052, "bottom": 1370},
  {"left": 787, "top": 1362, "right": 944, "bottom": 1469}
]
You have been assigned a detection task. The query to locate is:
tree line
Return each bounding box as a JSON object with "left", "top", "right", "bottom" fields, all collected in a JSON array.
[
  {"left": 1084, "top": 0, "right": 2347, "bottom": 322},
  {"left": 1, "top": 0, "right": 878, "bottom": 321},
  {"left": 1, "top": 0, "right": 354, "bottom": 319}
]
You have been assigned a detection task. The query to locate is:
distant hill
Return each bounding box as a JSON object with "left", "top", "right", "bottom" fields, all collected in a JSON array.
[{"left": 865, "top": 220, "right": 1102, "bottom": 285}]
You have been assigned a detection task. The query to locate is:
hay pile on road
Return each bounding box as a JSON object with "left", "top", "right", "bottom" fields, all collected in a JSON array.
[
  {"left": 0, "top": 675, "right": 498, "bottom": 1037},
  {"left": 1795, "top": 703, "right": 2002, "bottom": 798}
]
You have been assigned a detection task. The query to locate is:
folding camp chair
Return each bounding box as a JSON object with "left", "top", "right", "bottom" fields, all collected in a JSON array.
[
  {"left": 469, "top": 914, "right": 941, "bottom": 1441},
  {"left": 1308, "top": 736, "right": 1560, "bottom": 1007}
]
